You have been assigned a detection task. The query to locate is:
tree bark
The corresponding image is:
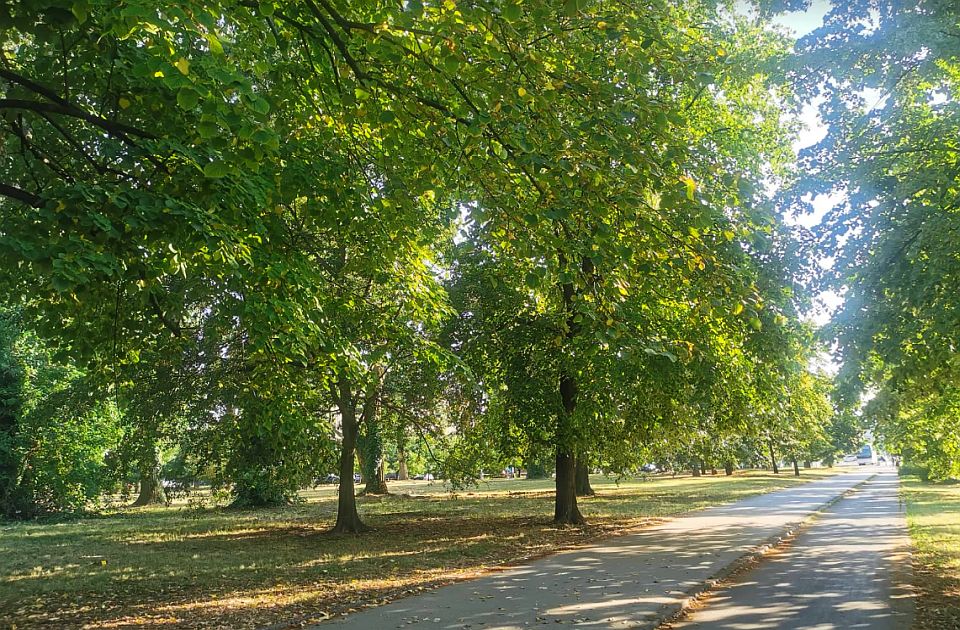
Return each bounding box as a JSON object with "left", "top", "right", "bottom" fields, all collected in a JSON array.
[
  {"left": 360, "top": 373, "right": 388, "bottom": 495},
  {"left": 525, "top": 456, "right": 549, "bottom": 479},
  {"left": 554, "top": 371, "right": 584, "bottom": 525},
  {"left": 132, "top": 447, "right": 166, "bottom": 507},
  {"left": 397, "top": 427, "right": 409, "bottom": 480},
  {"left": 553, "top": 262, "right": 585, "bottom": 526},
  {"left": 724, "top": 461, "right": 734, "bottom": 476},
  {"left": 768, "top": 440, "right": 779, "bottom": 474},
  {"left": 332, "top": 379, "right": 369, "bottom": 534},
  {"left": 575, "top": 459, "right": 595, "bottom": 496},
  {"left": 692, "top": 458, "right": 702, "bottom": 477},
  {"left": 804, "top": 460, "right": 812, "bottom": 469},
  {"left": 793, "top": 458, "right": 801, "bottom": 476}
]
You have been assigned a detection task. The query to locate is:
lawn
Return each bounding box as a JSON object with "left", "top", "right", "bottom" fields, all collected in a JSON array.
[
  {"left": 1, "top": 469, "right": 839, "bottom": 629},
  {"left": 901, "top": 474, "right": 960, "bottom": 630}
]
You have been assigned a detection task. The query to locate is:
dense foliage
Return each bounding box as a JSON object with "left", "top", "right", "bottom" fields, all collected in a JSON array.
[
  {"left": 796, "top": 0, "right": 960, "bottom": 479},
  {"left": 0, "top": 0, "right": 862, "bottom": 522}
]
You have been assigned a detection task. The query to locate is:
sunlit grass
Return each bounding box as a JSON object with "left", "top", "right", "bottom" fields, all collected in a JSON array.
[
  {"left": 1, "top": 469, "right": 838, "bottom": 629},
  {"left": 902, "top": 474, "right": 960, "bottom": 630}
]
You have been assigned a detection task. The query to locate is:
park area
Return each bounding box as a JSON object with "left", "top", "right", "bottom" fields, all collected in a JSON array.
[
  {"left": 1, "top": 471, "right": 838, "bottom": 628},
  {"left": 4, "top": 0, "right": 960, "bottom": 628}
]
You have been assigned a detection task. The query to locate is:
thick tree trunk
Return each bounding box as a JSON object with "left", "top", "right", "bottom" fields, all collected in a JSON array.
[
  {"left": 525, "top": 456, "right": 549, "bottom": 479},
  {"left": 804, "top": 460, "right": 812, "bottom": 469},
  {"left": 132, "top": 467, "right": 166, "bottom": 506},
  {"left": 332, "top": 381, "right": 369, "bottom": 534},
  {"left": 554, "top": 371, "right": 584, "bottom": 525},
  {"left": 357, "top": 374, "right": 388, "bottom": 495},
  {"left": 132, "top": 447, "right": 166, "bottom": 507},
  {"left": 575, "top": 459, "right": 595, "bottom": 497},
  {"left": 768, "top": 440, "right": 779, "bottom": 474},
  {"left": 700, "top": 461, "right": 707, "bottom": 476},
  {"left": 365, "top": 460, "right": 387, "bottom": 494},
  {"left": 724, "top": 461, "right": 734, "bottom": 476},
  {"left": 793, "top": 458, "right": 801, "bottom": 476}
]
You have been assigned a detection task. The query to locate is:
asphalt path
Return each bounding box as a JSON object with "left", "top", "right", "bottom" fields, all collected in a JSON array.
[
  {"left": 318, "top": 471, "right": 875, "bottom": 629},
  {"left": 672, "top": 468, "right": 912, "bottom": 630}
]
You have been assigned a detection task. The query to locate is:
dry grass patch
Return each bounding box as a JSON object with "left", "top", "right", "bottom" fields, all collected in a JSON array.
[{"left": 0, "top": 469, "right": 839, "bottom": 629}]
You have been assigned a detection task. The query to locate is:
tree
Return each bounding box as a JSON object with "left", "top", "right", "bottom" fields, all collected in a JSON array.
[{"left": 794, "top": 0, "right": 960, "bottom": 479}]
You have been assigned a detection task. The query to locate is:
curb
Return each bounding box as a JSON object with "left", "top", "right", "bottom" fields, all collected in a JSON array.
[{"left": 652, "top": 472, "right": 878, "bottom": 629}]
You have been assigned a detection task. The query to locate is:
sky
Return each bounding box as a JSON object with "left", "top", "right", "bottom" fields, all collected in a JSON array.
[{"left": 766, "top": 1, "right": 846, "bottom": 372}]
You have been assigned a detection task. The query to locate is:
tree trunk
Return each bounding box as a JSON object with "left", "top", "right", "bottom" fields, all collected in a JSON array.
[
  {"left": 575, "top": 459, "right": 595, "bottom": 496},
  {"left": 365, "top": 460, "right": 387, "bottom": 494},
  {"left": 525, "top": 456, "right": 549, "bottom": 479},
  {"left": 397, "top": 428, "right": 409, "bottom": 481},
  {"left": 332, "top": 380, "right": 369, "bottom": 534},
  {"left": 793, "top": 458, "right": 801, "bottom": 476},
  {"left": 711, "top": 467, "right": 718, "bottom": 476},
  {"left": 132, "top": 447, "right": 166, "bottom": 507},
  {"left": 724, "top": 461, "right": 734, "bottom": 476},
  {"left": 553, "top": 267, "right": 585, "bottom": 526},
  {"left": 700, "top": 461, "right": 707, "bottom": 476},
  {"left": 692, "top": 458, "right": 702, "bottom": 477},
  {"left": 804, "top": 460, "right": 812, "bottom": 469},
  {"left": 554, "top": 371, "right": 584, "bottom": 525},
  {"left": 358, "top": 374, "right": 388, "bottom": 495},
  {"left": 768, "top": 440, "right": 779, "bottom": 474}
]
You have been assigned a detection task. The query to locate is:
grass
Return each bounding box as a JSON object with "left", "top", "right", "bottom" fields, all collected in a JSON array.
[
  {"left": 1, "top": 469, "right": 840, "bottom": 629},
  {"left": 901, "top": 473, "right": 960, "bottom": 630}
]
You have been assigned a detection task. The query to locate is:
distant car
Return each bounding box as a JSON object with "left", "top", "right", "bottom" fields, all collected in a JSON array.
[
  {"left": 321, "top": 474, "right": 339, "bottom": 484},
  {"left": 412, "top": 473, "right": 425, "bottom": 480},
  {"left": 353, "top": 473, "right": 361, "bottom": 483},
  {"left": 423, "top": 473, "right": 434, "bottom": 481},
  {"left": 641, "top": 463, "right": 659, "bottom": 473},
  {"left": 385, "top": 472, "right": 399, "bottom": 481}
]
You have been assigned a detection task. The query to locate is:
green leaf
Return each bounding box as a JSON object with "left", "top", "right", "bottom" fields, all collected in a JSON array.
[
  {"left": 177, "top": 88, "right": 200, "bottom": 110},
  {"left": 503, "top": 2, "right": 522, "bottom": 22},
  {"left": 205, "top": 33, "right": 224, "bottom": 56},
  {"left": 203, "top": 160, "right": 230, "bottom": 178}
]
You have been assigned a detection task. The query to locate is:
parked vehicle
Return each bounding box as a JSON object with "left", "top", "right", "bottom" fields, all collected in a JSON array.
[
  {"left": 641, "top": 463, "right": 659, "bottom": 473},
  {"left": 385, "top": 472, "right": 399, "bottom": 481},
  {"left": 321, "top": 473, "right": 339, "bottom": 484},
  {"left": 857, "top": 444, "right": 877, "bottom": 466}
]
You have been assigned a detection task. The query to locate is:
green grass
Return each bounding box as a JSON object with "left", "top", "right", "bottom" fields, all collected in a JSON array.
[
  {"left": 1, "top": 469, "right": 839, "bottom": 629},
  {"left": 901, "top": 474, "right": 960, "bottom": 630}
]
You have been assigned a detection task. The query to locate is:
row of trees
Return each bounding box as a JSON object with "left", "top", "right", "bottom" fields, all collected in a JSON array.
[
  {"left": 1, "top": 0, "right": 857, "bottom": 525},
  {"left": 795, "top": 0, "right": 960, "bottom": 480}
]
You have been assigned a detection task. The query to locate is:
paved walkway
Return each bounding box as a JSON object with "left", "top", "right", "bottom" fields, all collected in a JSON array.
[
  {"left": 319, "top": 471, "right": 874, "bottom": 629},
  {"left": 673, "top": 469, "right": 911, "bottom": 630}
]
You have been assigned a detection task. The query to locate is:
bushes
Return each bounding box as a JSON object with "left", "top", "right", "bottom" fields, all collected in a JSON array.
[{"left": 0, "top": 310, "right": 120, "bottom": 519}]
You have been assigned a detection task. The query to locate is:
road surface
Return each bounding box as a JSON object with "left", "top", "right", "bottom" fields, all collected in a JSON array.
[
  {"left": 672, "top": 469, "right": 911, "bottom": 630},
  {"left": 318, "top": 471, "right": 875, "bottom": 629}
]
